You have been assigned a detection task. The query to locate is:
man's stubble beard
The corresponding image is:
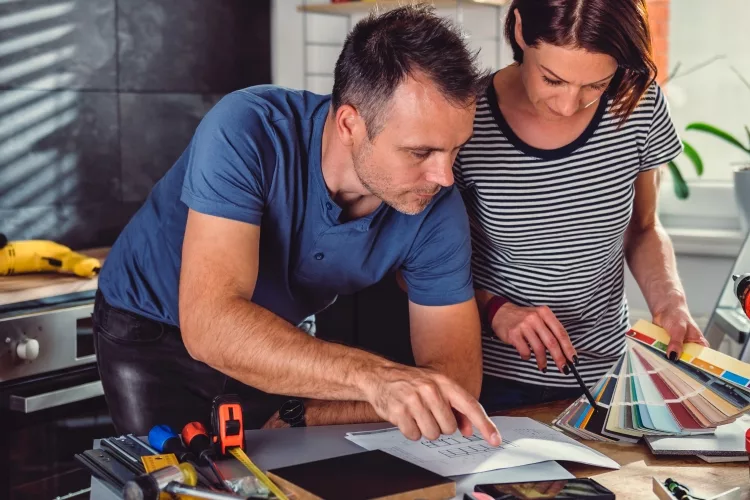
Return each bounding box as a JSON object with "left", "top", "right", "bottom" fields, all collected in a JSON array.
[{"left": 352, "top": 140, "right": 431, "bottom": 216}]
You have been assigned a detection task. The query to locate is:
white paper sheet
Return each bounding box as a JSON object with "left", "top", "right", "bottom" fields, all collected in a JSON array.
[{"left": 345, "top": 416, "right": 620, "bottom": 476}]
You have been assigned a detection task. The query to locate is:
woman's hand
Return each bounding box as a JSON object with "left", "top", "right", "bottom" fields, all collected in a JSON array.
[
  {"left": 653, "top": 302, "right": 709, "bottom": 360},
  {"left": 490, "top": 303, "right": 577, "bottom": 373}
]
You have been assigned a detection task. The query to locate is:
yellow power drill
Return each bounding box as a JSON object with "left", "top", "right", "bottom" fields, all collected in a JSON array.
[{"left": 0, "top": 233, "right": 101, "bottom": 278}]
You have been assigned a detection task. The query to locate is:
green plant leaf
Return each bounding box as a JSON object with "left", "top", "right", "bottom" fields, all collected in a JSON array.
[
  {"left": 667, "top": 161, "right": 689, "bottom": 200},
  {"left": 681, "top": 141, "right": 704, "bottom": 176},
  {"left": 686, "top": 122, "right": 750, "bottom": 153},
  {"left": 745, "top": 125, "right": 750, "bottom": 149}
]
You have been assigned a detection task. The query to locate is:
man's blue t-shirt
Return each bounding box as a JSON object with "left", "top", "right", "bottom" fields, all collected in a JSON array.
[{"left": 99, "top": 86, "right": 474, "bottom": 327}]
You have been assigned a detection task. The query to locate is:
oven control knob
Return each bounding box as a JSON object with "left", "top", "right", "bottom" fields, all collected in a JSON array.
[{"left": 16, "top": 338, "right": 40, "bottom": 361}]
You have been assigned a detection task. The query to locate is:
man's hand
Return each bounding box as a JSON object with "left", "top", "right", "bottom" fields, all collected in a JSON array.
[
  {"left": 490, "top": 302, "right": 577, "bottom": 373},
  {"left": 363, "top": 365, "right": 501, "bottom": 446},
  {"left": 653, "top": 296, "right": 709, "bottom": 359},
  {"left": 261, "top": 411, "right": 289, "bottom": 430}
]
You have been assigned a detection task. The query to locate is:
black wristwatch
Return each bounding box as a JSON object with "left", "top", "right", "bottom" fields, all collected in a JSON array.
[{"left": 279, "top": 399, "right": 306, "bottom": 427}]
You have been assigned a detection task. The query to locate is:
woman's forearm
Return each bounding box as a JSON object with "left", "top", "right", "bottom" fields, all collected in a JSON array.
[{"left": 625, "top": 221, "right": 687, "bottom": 316}]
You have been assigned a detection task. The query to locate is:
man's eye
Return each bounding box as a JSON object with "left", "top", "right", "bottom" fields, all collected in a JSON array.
[
  {"left": 411, "top": 151, "right": 430, "bottom": 160},
  {"left": 542, "top": 76, "right": 564, "bottom": 87}
]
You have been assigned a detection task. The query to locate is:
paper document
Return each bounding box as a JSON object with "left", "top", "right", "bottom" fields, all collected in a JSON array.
[{"left": 345, "top": 416, "right": 620, "bottom": 476}]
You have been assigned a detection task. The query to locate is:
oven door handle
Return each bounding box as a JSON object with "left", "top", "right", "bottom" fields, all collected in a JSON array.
[{"left": 9, "top": 380, "right": 104, "bottom": 413}]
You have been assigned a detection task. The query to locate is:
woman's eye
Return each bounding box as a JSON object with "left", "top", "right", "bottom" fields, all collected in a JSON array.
[
  {"left": 543, "top": 76, "right": 564, "bottom": 86},
  {"left": 589, "top": 83, "right": 608, "bottom": 91}
]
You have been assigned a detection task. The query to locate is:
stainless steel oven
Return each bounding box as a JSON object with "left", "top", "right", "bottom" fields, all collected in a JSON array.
[{"left": 0, "top": 297, "right": 115, "bottom": 499}]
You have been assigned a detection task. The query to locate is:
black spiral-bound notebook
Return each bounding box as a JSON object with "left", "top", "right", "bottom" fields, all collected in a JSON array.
[{"left": 266, "top": 449, "right": 456, "bottom": 500}]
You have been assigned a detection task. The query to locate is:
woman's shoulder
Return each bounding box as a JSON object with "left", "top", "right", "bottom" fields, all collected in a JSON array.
[
  {"left": 628, "top": 81, "right": 666, "bottom": 116},
  {"left": 602, "top": 81, "right": 665, "bottom": 127}
]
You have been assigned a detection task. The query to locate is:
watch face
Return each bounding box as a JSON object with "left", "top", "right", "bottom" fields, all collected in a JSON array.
[{"left": 280, "top": 399, "right": 304, "bottom": 423}]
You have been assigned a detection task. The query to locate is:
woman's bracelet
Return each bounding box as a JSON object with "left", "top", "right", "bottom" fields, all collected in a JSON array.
[{"left": 485, "top": 295, "right": 509, "bottom": 326}]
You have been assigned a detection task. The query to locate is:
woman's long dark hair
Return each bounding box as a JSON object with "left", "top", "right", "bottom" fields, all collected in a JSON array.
[{"left": 506, "top": 0, "right": 657, "bottom": 121}]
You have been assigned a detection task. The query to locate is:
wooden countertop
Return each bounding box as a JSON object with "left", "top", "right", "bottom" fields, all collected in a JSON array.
[
  {"left": 0, "top": 247, "right": 109, "bottom": 307},
  {"left": 498, "top": 400, "right": 749, "bottom": 500}
]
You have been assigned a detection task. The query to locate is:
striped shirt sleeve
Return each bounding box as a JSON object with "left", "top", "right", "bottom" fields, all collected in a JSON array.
[
  {"left": 453, "top": 156, "right": 468, "bottom": 192},
  {"left": 639, "top": 83, "right": 683, "bottom": 172}
]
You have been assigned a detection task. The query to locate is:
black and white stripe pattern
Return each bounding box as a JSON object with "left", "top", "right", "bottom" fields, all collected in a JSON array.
[{"left": 455, "top": 82, "right": 682, "bottom": 387}]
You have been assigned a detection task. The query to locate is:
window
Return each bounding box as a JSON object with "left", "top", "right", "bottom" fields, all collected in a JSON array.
[{"left": 659, "top": 0, "right": 749, "bottom": 241}]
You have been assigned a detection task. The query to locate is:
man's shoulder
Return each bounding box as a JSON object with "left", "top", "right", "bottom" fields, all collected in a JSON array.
[
  {"left": 410, "top": 186, "right": 469, "bottom": 233},
  {"left": 397, "top": 185, "right": 474, "bottom": 305},
  {"left": 189, "top": 86, "right": 331, "bottom": 175},
  {"left": 427, "top": 185, "right": 468, "bottom": 216},
  {"left": 213, "top": 85, "right": 331, "bottom": 126}
]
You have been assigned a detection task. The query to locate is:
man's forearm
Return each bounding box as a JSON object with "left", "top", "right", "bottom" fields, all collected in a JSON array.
[
  {"left": 182, "top": 295, "right": 395, "bottom": 401},
  {"left": 625, "top": 222, "right": 687, "bottom": 313},
  {"left": 304, "top": 359, "right": 476, "bottom": 426},
  {"left": 304, "top": 400, "right": 383, "bottom": 426}
]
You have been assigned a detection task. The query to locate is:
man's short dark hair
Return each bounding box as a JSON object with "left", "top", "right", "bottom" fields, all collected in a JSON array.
[{"left": 332, "top": 4, "right": 488, "bottom": 138}]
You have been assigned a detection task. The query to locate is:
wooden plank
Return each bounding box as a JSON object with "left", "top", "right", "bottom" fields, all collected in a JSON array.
[
  {"left": 297, "top": 0, "right": 507, "bottom": 15},
  {"left": 0, "top": 248, "right": 109, "bottom": 306}
]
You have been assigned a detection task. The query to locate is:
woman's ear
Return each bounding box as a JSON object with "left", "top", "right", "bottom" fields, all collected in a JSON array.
[{"left": 513, "top": 8, "right": 527, "bottom": 51}]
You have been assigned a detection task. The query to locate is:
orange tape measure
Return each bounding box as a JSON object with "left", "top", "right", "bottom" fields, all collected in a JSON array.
[{"left": 211, "top": 395, "right": 245, "bottom": 455}]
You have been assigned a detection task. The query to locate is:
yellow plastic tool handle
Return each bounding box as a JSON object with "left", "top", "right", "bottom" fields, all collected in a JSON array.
[{"left": 60, "top": 251, "right": 101, "bottom": 278}]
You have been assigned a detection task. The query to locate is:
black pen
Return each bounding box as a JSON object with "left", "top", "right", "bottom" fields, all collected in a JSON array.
[{"left": 566, "top": 358, "right": 600, "bottom": 411}]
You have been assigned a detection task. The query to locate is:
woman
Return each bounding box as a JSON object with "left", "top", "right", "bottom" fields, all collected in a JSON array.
[{"left": 454, "top": 0, "right": 710, "bottom": 412}]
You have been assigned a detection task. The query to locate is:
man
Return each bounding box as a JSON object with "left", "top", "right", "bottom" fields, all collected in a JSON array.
[{"left": 94, "top": 5, "right": 500, "bottom": 446}]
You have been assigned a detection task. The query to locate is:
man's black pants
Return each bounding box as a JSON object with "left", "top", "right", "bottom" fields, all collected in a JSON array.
[{"left": 92, "top": 291, "right": 288, "bottom": 435}]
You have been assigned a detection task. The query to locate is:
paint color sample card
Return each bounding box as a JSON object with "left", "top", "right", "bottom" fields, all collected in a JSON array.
[
  {"left": 553, "top": 320, "right": 750, "bottom": 441},
  {"left": 627, "top": 320, "right": 750, "bottom": 390},
  {"left": 645, "top": 415, "right": 750, "bottom": 457}
]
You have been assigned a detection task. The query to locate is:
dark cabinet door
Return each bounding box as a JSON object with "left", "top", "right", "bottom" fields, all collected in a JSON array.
[{"left": 1, "top": 367, "right": 115, "bottom": 500}]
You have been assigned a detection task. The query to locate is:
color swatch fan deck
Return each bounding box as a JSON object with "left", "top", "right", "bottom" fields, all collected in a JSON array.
[{"left": 553, "top": 320, "right": 750, "bottom": 441}]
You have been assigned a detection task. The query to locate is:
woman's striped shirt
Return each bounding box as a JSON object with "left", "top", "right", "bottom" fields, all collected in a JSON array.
[{"left": 455, "top": 81, "right": 682, "bottom": 387}]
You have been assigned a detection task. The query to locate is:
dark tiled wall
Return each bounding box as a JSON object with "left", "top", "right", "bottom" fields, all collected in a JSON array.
[{"left": 0, "top": 0, "right": 271, "bottom": 249}]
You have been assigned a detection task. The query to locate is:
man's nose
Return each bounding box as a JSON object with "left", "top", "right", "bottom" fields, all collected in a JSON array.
[{"left": 426, "top": 159, "right": 454, "bottom": 187}]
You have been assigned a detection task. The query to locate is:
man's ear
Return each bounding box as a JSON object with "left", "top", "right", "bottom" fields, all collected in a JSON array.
[
  {"left": 514, "top": 8, "right": 527, "bottom": 51},
  {"left": 335, "top": 104, "right": 364, "bottom": 147}
]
